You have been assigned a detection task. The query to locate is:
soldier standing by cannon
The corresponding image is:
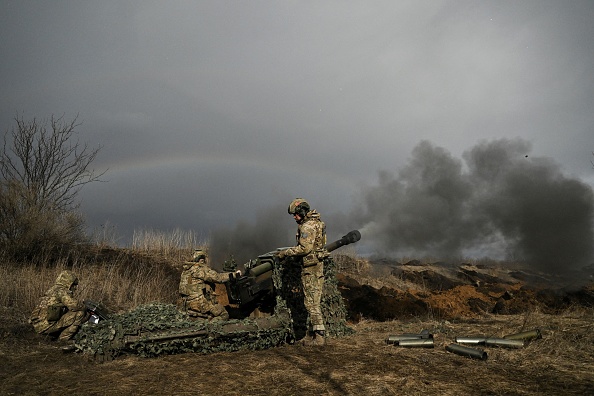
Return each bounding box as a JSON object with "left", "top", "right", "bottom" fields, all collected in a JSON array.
[
  {"left": 178, "top": 249, "right": 240, "bottom": 321},
  {"left": 276, "top": 198, "right": 327, "bottom": 346}
]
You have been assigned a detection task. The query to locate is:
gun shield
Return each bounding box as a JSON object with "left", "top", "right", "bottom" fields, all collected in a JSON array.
[{"left": 446, "top": 344, "right": 488, "bottom": 360}]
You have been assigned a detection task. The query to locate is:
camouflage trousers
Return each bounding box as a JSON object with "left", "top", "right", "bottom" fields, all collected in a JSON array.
[
  {"left": 34, "top": 310, "right": 88, "bottom": 341},
  {"left": 302, "top": 261, "right": 325, "bottom": 331},
  {"left": 178, "top": 294, "right": 229, "bottom": 321}
]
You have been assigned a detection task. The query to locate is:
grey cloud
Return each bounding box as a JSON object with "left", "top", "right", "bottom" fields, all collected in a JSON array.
[{"left": 1, "top": 1, "right": 593, "bottom": 265}]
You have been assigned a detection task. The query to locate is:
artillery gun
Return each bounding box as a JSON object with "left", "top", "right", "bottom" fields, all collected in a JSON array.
[
  {"left": 225, "top": 230, "right": 361, "bottom": 318},
  {"left": 74, "top": 230, "right": 361, "bottom": 359}
]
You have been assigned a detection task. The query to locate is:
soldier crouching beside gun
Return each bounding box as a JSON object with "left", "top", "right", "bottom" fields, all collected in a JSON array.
[
  {"left": 177, "top": 249, "right": 241, "bottom": 322},
  {"left": 29, "top": 270, "right": 89, "bottom": 345},
  {"left": 276, "top": 198, "right": 327, "bottom": 346}
]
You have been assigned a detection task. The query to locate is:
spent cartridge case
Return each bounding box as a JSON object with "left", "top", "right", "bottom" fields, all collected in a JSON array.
[
  {"left": 446, "top": 343, "right": 488, "bottom": 360},
  {"left": 397, "top": 338, "right": 434, "bottom": 348},
  {"left": 503, "top": 329, "right": 542, "bottom": 341},
  {"left": 454, "top": 337, "right": 487, "bottom": 345},
  {"left": 386, "top": 331, "right": 433, "bottom": 345},
  {"left": 386, "top": 335, "right": 425, "bottom": 344},
  {"left": 484, "top": 338, "right": 525, "bottom": 349}
]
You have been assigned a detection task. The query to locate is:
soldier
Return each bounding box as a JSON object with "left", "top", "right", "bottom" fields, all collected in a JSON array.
[
  {"left": 276, "top": 198, "right": 327, "bottom": 346},
  {"left": 29, "top": 270, "right": 88, "bottom": 343},
  {"left": 178, "top": 249, "right": 240, "bottom": 321}
]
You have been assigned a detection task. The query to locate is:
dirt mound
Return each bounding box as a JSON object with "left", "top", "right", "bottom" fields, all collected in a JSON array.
[{"left": 337, "top": 260, "right": 594, "bottom": 321}]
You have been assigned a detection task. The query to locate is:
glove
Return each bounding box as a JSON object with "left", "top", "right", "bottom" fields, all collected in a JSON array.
[{"left": 276, "top": 250, "right": 287, "bottom": 260}]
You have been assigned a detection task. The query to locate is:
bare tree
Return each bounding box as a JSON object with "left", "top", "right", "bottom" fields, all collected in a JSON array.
[
  {"left": 1, "top": 114, "right": 105, "bottom": 211},
  {"left": 0, "top": 114, "right": 106, "bottom": 258}
]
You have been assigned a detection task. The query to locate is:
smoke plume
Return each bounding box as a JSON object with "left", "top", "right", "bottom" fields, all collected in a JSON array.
[
  {"left": 209, "top": 203, "right": 292, "bottom": 269},
  {"left": 208, "top": 138, "right": 593, "bottom": 275},
  {"left": 356, "top": 139, "right": 594, "bottom": 273}
]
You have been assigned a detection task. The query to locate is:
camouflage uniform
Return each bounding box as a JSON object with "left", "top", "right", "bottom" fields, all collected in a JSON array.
[
  {"left": 29, "top": 270, "right": 88, "bottom": 341},
  {"left": 178, "top": 251, "right": 233, "bottom": 321},
  {"left": 281, "top": 207, "right": 327, "bottom": 335}
]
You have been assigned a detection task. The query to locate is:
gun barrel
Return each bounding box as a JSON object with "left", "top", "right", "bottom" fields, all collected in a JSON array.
[
  {"left": 324, "top": 230, "right": 361, "bottom": 253},
  {"left": 250, "top": 262, "right": 273, "bottom": 277},
  {"left": 124, "top": 316, "right": 287, "bottom": 346}
]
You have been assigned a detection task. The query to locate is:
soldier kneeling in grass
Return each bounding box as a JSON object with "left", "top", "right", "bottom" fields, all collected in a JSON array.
[{"left": 29, "top": 270, "right": 89, "bottom": 345}]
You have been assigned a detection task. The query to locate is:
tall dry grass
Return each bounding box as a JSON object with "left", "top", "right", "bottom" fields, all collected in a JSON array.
[
  {"left": 0, "top": 255, "right": 179, "bottom": 321},
  {"left": 0, "top": 228, "right": 208, "bottom": 323},
  {"left": 131, "top": 227, "right": 208, "bottom": 261}
]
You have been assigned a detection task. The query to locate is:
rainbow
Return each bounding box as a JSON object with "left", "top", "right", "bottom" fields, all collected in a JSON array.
[{"left": 99, "top": 153, "right": 356, "bottom": 189}]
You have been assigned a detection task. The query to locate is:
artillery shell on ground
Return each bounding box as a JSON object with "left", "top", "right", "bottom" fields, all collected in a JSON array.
[
  {"left": 446, "top": 343, "right": 488, "bottom": 360},
  {"left": 386, "top": 329, "right": 433, "bottom": 344},
  {"left": 397, "top": 338, "right": 434, "bottom": 348},
  {"left": 503, "top": 329, "right": 542, "bottom": 341},
  {"left": 484, "top": 338, "right": 525, "bottom": 348},
  {"left": 455, "top": 336, "right": 525, "bottom": 348},
  {"left": 454, "top": 336, "right": 487, "bottom": 345}
]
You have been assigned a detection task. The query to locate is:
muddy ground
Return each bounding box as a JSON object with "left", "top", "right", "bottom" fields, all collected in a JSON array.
[{"left": 2, "top": 260, "right": 593, "bottom": 396}]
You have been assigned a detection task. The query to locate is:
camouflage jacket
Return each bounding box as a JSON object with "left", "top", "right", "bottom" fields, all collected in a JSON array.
[
  {"left": 179, "top": 262, "right": 231, "bottom": 299},
  {"left": 283, "top": 210, "right": 327, "bottom": 267},
  {"left": 29, "top": 271, "right": 85, "bottom": 333}
]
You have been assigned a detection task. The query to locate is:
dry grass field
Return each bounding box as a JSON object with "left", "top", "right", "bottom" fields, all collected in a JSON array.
[
  {"left": 1, "top": 243, "right": 593, "bottom": 395},
  {"left": 2, "top": 309, "right": 592, "bottom": 395}
]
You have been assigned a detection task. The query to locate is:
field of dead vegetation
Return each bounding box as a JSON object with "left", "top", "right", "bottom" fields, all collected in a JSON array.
[
  {"left": 1, "top": 249, "right": 593, "bottom": 395},
  {"left": 2, "top": 308, "right": 593, "bottom": 395}
]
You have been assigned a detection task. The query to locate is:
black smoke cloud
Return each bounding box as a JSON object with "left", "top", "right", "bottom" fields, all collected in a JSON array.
[
  {"left": 356, "top": 139, "right": 594, "bottom": 273},
  {"left": 208, "top": 138, "right": 594, "bottom": 275},
  {"left": 208, "top": 203, "right": 292, "bottom": 270}
]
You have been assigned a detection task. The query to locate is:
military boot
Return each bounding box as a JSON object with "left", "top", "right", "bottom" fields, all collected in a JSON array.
[
  {"left": 61, "top": 344, "right": 77, "bottom": 353},
  {"left": 302, "top": 330, "right": 325, "bottom": 346},
  {"left": 58, "top": 325, "right": 79, "bottom": 341},
  {"left": 301, "top": 331, "right": 314, "bottom": 346}
]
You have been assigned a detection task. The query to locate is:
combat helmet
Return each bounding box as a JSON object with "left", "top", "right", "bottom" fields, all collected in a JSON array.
[
  {"left": 288, "top": 198, "right": 310, "bottom": 219},
  {"left": 191, "top": 249, "right": 207, "bottom": 262}
]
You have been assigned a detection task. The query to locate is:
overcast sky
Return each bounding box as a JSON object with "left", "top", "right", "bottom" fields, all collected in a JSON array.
[{"left": 2, "top": 1, "right": 593, "bottom": 267}]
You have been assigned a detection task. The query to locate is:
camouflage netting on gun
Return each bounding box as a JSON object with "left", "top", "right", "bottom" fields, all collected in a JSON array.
[
  {"left": 74, "top": 303, "right": 293, "bottom": 359},
  {"left": 321, "top": 257, "right": 355, "bottom": 337},
  {"left": 74, "top": 256, "right": 351, "bottom": 359},
  {"left": 273, "top": 257, "right": 354, "bottom": 340}
]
